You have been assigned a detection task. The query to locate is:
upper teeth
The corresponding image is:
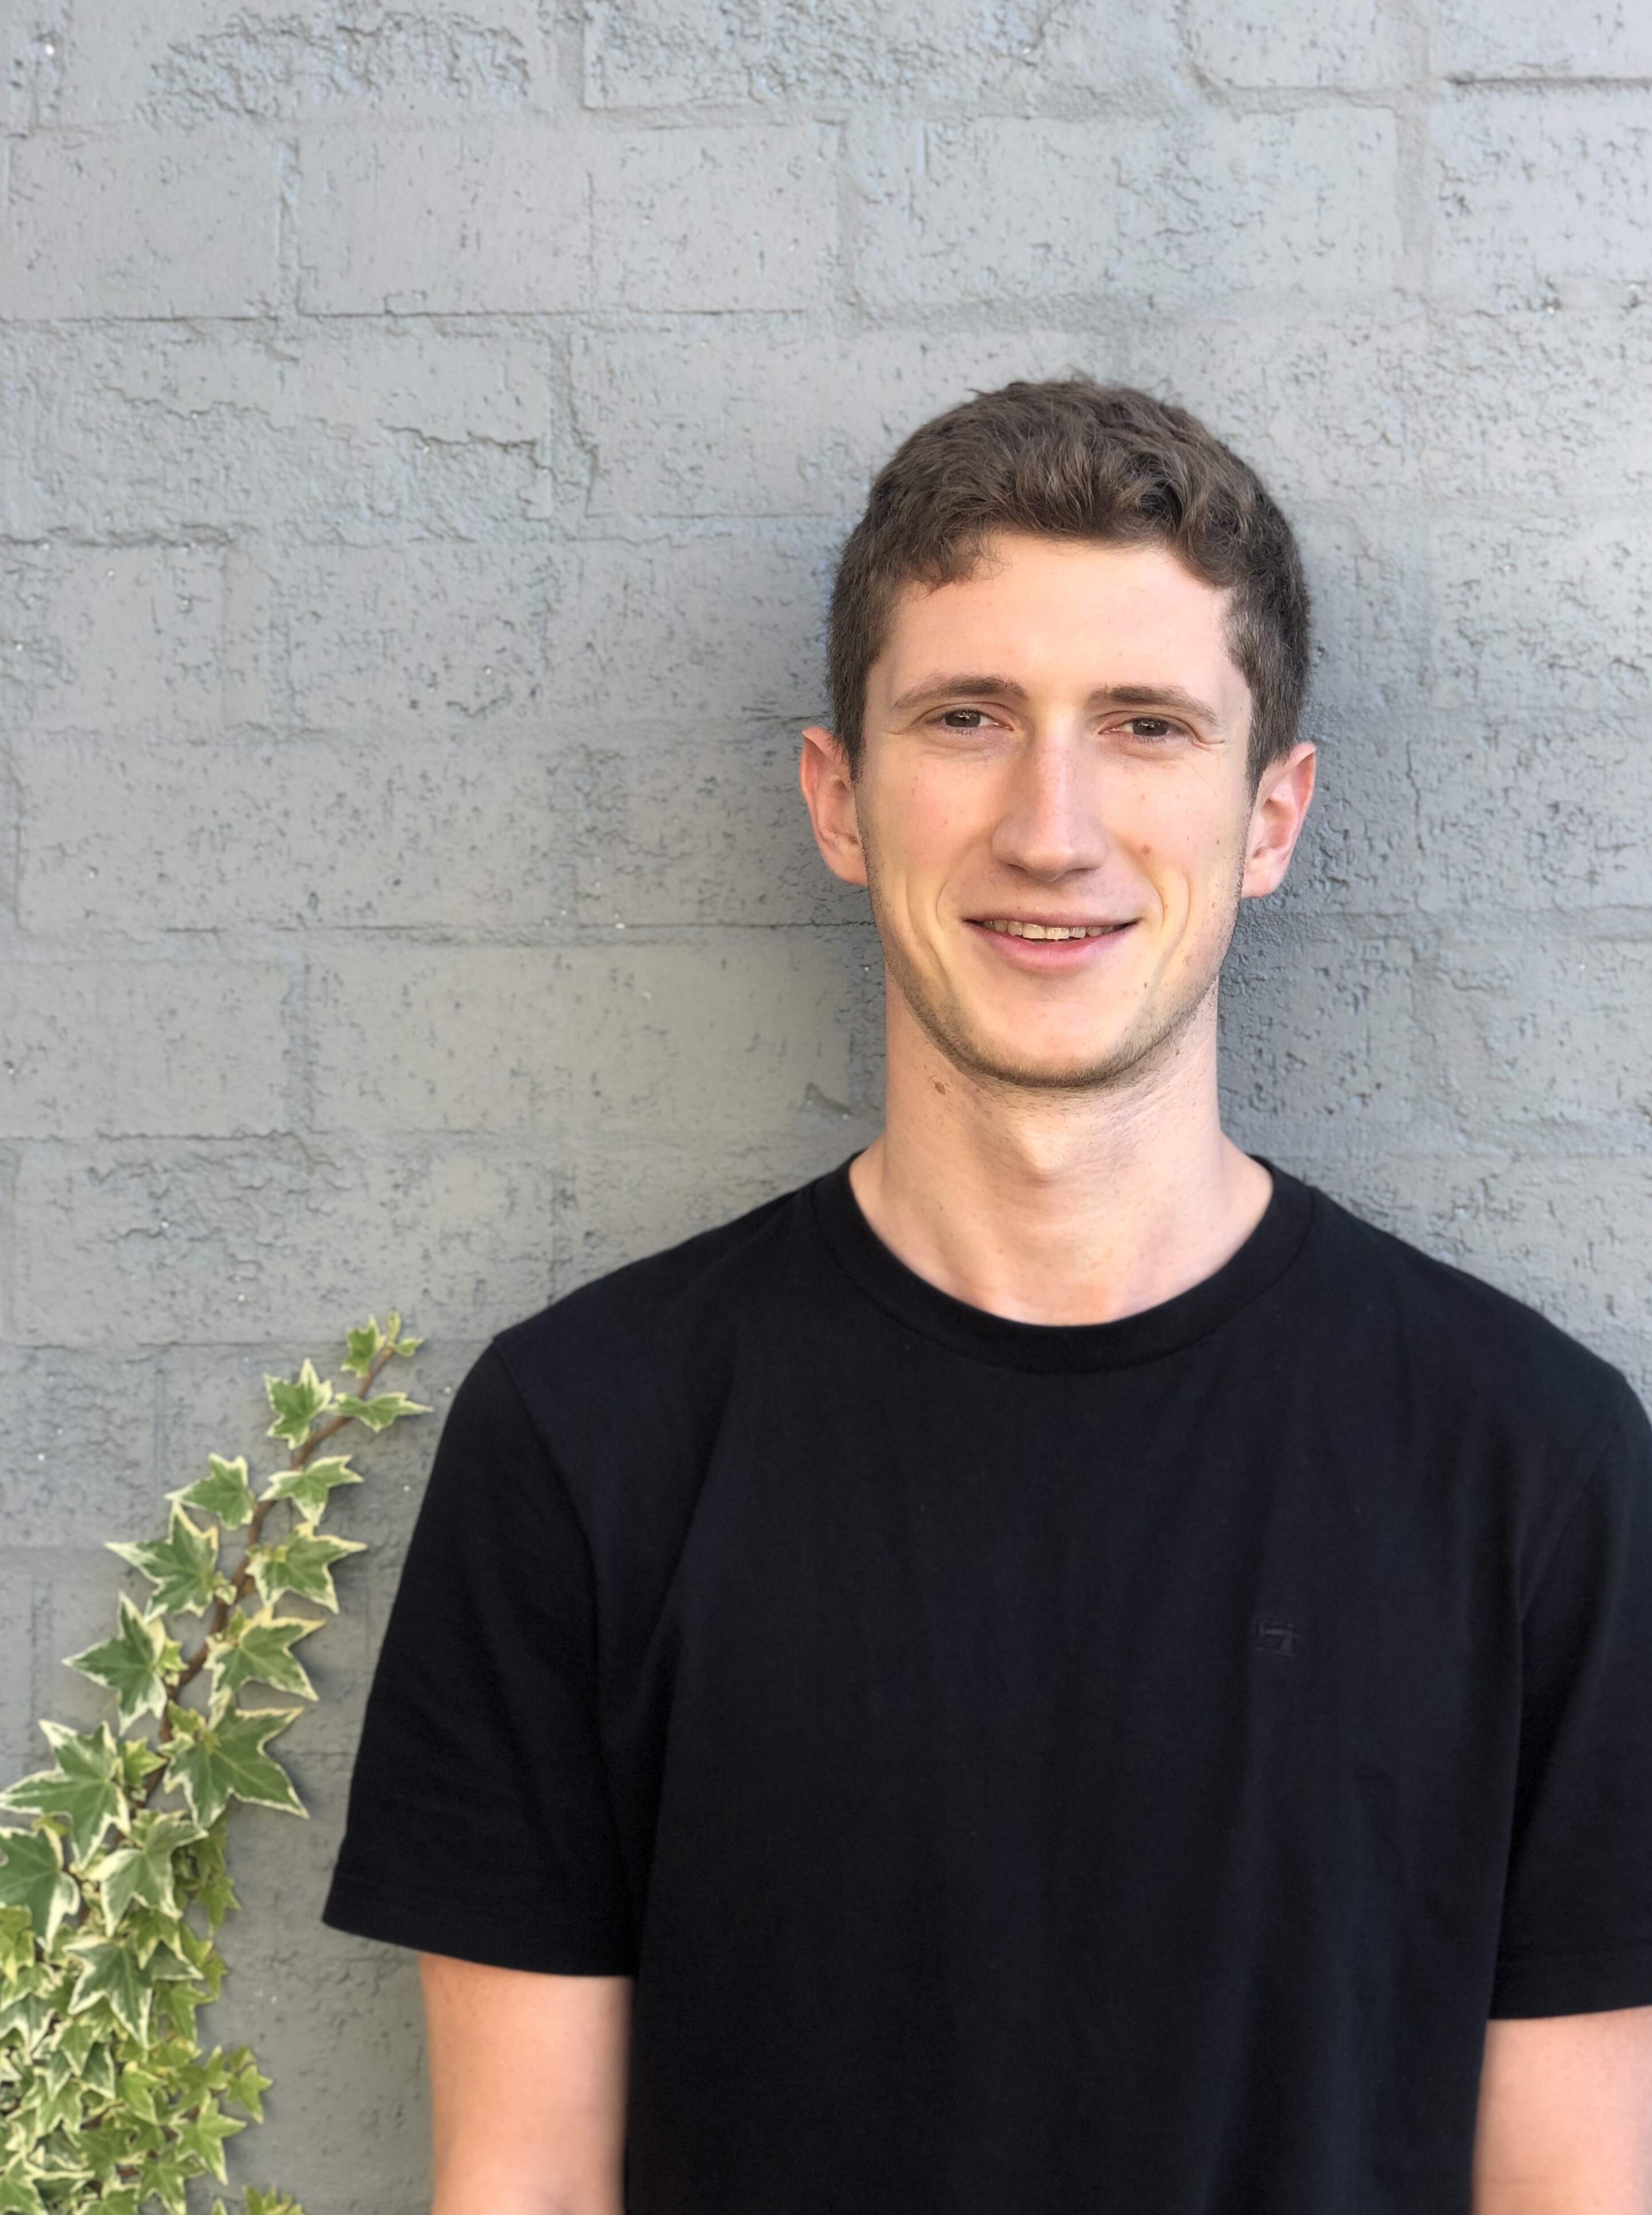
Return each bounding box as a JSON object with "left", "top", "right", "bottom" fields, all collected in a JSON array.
[{"left": 983, "top": 920, "right": 1117, "bottom": 939}]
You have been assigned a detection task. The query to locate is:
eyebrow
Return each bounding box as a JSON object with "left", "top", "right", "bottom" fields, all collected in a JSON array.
[{"left": 887, "top": 675, "right": 1223, "bottom": 726}]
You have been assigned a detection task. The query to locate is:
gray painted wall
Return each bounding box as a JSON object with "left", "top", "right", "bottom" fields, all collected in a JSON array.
[{"left": 2, "top": 1, "right": 1648, "bottom": 2205}]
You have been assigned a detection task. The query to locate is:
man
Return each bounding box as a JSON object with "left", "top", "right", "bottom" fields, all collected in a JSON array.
[{"left": 321, "top": 381, "right": 1652, "bottom": 2213}]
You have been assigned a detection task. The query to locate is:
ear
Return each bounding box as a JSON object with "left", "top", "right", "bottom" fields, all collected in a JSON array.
[
  {"left": 798, "top": 724, "right": 869, "bottom": 889},
  {"left": 1241, "top": 739, "right": 1317, "bottom": 900}
]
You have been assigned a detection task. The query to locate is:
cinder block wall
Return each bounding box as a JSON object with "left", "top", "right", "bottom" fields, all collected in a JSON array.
[{"left": 2, "top": 2, "right": 1648, "bottom": 2205}]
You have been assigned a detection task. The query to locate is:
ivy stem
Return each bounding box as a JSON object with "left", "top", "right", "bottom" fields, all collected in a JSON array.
[{"left": 136, "top": 1342, "right": 403, "bottom": 1809}]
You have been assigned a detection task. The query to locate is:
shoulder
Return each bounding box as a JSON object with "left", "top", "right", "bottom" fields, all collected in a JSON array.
[
  {"left": 480, "top": 1173, "right": 816, "bottom": 1455},
  {"left": 1297, "top": 1171, "right": 1644, "bottom": 1463}
]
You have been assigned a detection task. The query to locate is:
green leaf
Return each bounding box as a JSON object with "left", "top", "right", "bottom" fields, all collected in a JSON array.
[
  {"left": 0, "top": 2177, "right": 48, "bottom": 2215},
  {"left": 116, "top": 1737, "right": 166, "bottom": 1796},
  {"left": 342, "top": 1320, "right": 385, "bottom": 1383},
  {"left": 61, "top": 1595, "right": 182, "bottom": 1729},
  {"left": 86, "top": 1812, "right": 202, "bottom": 1926},
  {"left": 135, "top": 2143, "right": 192, "bottom": 2215},
  {"left": 62, "top": 1938, "right": 153, "bottom": 2043},
  {"left": 0, "top": 1830, "right": 80, "bottom": 1950},
  {"left": 265, "top": 1360, "right": 333, "bottom": 1447},
  {"left": 176, "top": 2096, "right": 245, "bottom": 2182},
  {"left": 116, "top": 2058, "right": 163, "bottom": 2125},
  {"left": 107, "top": 1503, "right": 220, "bottom": 1618},
  {"left": 344, "top": 1310, "right": 419, "bottom": 1376},
  {"left": 249, "top": 1528, "right": 365, "bottom": 1613},
  {"left": 225, "top": 2052, "right": 273, "bottom": 2121},
  {"left": 205, "top": 1608, "right": 320, "bottom": 1704},
  {"left": 333, "top": 1389, "right": 429, "bottom": 1433},
  {"left": 0, "top": 1905, "right": 36, "bottom": 1980},
  {"left": 164, "top": 1708, "right": 305, "bottom": 1829},
  {"left": 258, "top": 1454, "right": 360, "bottom": 1524},
  {"left": 176, "top": 1818, "right": 238, "bottom": 1933},
  {"left": 30, "top": 2068, "right": 86, "bottom": 2138},
  {"left": 172, "top": 1455, "right": 257, "bottom": 1532},
  {"left": 0, "top": 1720, "right": 125, "bottom": 1863}
]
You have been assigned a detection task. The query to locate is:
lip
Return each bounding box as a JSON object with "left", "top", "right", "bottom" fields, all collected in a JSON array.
[{"left": 964, "top": 916, "right": 1138, "bottom": 969}]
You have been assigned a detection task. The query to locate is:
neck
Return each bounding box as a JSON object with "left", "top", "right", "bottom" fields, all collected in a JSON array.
[{"left": 849, "top": 980, "right": 1272, "bottom": 1326}]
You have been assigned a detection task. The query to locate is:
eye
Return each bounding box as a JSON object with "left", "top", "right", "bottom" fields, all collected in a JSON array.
[
  {"left": 1120, "top": 716, "right": 1181, "bottom": 742},
  {"left": 937, "top": 707, "right": 992, "bottom": 730}
]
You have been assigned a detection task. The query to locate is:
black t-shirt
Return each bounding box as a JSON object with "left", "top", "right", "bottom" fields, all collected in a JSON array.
[{"left": 321, "top": 1156, "right": 1652, "bottom": 2214}]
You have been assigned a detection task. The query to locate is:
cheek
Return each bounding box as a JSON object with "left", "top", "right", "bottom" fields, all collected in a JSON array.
[
  {"left": 1127, "top": 826, "right": 1243, "bottom": 935},
  {"left": 896, "top": 768, "right": 991, "bottom": 879}
]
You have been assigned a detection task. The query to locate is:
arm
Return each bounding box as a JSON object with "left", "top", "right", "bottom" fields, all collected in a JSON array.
[
  {"left": 1471, "top": 2005, "right": 1652, "bottom": 2214},
  {"left": 420, "top": 1952, "right": 633, "bottom": 2215}
]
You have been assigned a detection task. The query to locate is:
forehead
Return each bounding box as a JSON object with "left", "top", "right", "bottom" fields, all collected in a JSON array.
[{"left": 872, "top": 531, "right": 1244, "bottom": 701}]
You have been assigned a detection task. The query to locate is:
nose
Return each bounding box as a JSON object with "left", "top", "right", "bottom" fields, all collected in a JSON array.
[{"left": 989, "top": 726, "right": 1111, "bottom": 881}]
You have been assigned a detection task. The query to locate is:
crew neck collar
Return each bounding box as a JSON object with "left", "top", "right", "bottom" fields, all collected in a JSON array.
[{"left": 810, "top": 1151, "right": 1316, "bottom": 1373}]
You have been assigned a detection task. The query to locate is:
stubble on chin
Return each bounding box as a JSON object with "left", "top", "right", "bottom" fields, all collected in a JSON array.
[{"left": 864, "top": 860, "right": 1243, "bottom": 1102}]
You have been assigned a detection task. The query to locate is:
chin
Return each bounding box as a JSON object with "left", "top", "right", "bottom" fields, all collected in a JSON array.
[{"left": 937, "top": 1020, "right": 1158, "bottom": 1094}]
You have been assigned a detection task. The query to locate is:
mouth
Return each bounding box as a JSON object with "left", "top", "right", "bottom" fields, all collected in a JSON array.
[
  {"left": 972, "top": 917, "right": 1128, "bottom": 940},
  {"left": 964, "top": 915, "right": 1138, "bottom": 967}
]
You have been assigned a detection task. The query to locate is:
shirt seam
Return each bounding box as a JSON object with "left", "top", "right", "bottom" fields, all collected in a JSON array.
[
  {"left": 483, "top": 1337, "right": 602, "bottom": 1615},
  {"left": 462, "top": 1338, "right": 641, "bottom": 1961},
  {"left": 1520, "top": 1389, "right": 1637, "bottom": 1622}
]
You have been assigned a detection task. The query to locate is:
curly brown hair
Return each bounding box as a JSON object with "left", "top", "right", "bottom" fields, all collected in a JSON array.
[{"left": 826, "top": 379, "right": 1311, "bottom": 789}]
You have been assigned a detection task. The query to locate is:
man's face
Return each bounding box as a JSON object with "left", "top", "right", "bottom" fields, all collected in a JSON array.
[{"left": 802, "top": 530, "right": 1314, "bottom": 1093}]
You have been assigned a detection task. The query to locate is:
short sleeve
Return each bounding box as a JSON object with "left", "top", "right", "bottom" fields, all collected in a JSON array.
[
  {"left": 320, "top": 1341, "right": 637, "bottom": 1974},
  {"left": 1490, "top": 1382, "right": 1652, "bottom": 2016}
]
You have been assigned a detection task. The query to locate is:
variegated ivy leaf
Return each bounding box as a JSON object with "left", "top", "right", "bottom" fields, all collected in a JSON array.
[
  {"left": 265, "top": 1360, "right": 333, "bottom": 1447},
  {"left": 61, "top": 1595, "right": 183, "bottom": 1729},
  {"left": 176, "top": 2095, "right": 246, "bottom": 2182},
  {"left": 172, "top": 1455, "right": 257, "bottom": 1532},
  {"left": 112, "top": 1901, "right": 192, "bottom": 1972},
  {"left": 169, "top": 1915, "right": 218, "bottom": 1983},
  {"left": 0, "top": 1721, "right": 125, "bottom": 1863},
  {"left": 163, "top": 1707, "right": 305, "bottom": 1829},
  {"left": 225, "top": 2050, "right": 273, "bottom": 2122},
  {"left": 139, "top": 2143, "right": 195, "bottom": 2215},
  {"left": 117, "top": 2057, "right": 165, "bottom": 2125},
  {"left": 0, "top": 1978, "right": 55, "bottom": 2051},
  {"left": 49, "top": 2008, "right": 104, "bottom": 2073},
  {"left": 0, "top": 2180, "right": 50, "bottom": 2215},
  {"left": 82, "top": 2038, "right": 120, "bottom": 2104},
  {"left": 258, "top": 1454, "right": 360, "bottom": 1524},
  {"left": 64, "top": 1924, "right": 196, "bottom": 2037},
  {"left": 342, "top": 1318, "right": 386, "bottom": 1382},
  {"left": 246, "top": 2190, "right": 306, "bottom": 2215},
  {"left": 0, "top": 1828, "right": 80, "bottom": 1950},
  {"left": 27, "top": 2070, "right": 85, "bottom": 2139},
  {"left": 249, "top": 1527, "right": 365, "bottom": 1613},
  {"left": 116, "top": 1737, "right": 167, "bottom": 1796},
  {"left": 205, "top": 1607, "right": 321, "bottom": 1704},
  {"left": 62, "top": 1937, "right": 159, "bottom": 2042},
  {"left": 334, "top": 1389, "right": 429, "bottom": 1433},
  {"left": 107, "top": 1503, "right": 220, "bottom": 1619},
  {"left": 86, "top": 1812, "right": 202, "bottom": 1927},
  {"left": 0, "top": 1904, "right": 36, "bottom": 1979},
  {"left": 343, "top": 1311, "right": 422, "bottom": 1384},
  {"left": 183, "top": 1822, "right": 239, "bottom": 1934}
]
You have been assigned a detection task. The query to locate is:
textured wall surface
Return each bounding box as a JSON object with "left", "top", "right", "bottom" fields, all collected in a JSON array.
[{"left": 3, "top": 0, "right": 1650, "bottom": 2205}]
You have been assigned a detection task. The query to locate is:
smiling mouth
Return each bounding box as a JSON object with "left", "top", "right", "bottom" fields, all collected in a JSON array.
[{"left": 972, "top": 918, "right": 1132, "bottom": 940}]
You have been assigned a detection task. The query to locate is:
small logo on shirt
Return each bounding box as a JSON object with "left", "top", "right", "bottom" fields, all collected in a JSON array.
[{"left": 1252, "top": 1617, "right": 1300, "bottom": 1658}]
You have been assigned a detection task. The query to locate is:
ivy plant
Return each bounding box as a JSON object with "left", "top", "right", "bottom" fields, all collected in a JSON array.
[{"left": 0, "top": 1314, "right": 429, "bottom": 2213}]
